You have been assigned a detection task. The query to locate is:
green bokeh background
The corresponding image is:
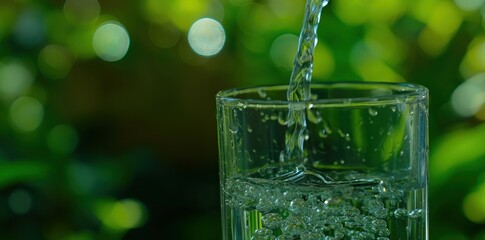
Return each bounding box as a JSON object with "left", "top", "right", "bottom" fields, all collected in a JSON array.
[{"left": 1, "top": 0, "right": 485, "bottom": 239}]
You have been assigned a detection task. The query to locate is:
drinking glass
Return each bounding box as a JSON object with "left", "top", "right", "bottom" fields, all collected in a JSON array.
[{"left": 216, "top": 82, "right": 429, "bottom": 240}]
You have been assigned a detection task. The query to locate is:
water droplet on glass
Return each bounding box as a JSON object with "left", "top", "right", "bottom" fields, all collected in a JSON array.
[
  {"left": 345, "top": 133, "right": 351, "bottom": 141},
  {"left": 237, "top": 102, "right": 247, "bottom": 110},
  {"left": 322, "top": 120, "right": 333, "bottom": 135},
  {"left": 247, "top": 126, "right": 253, "bottom": 133},
  {"left": 319, "top": 129, "right": 328, "bottom": 138},
  {"left": 229, "top": 124, "right": 238, "bottom": 134},
  {"left": 337, "top": 129, "right": 345, "bottom": 138},
  {"left": 278, "top": 112, "right": 288, "bottom": 125},
  {"left": 368, "top": 108, "right": 378, "bottom": 116},
  {"left": 262, "top": 114, "right": 270, "bottom": 123},
  {"left": 410, "top": 105, "right": 415, "bottom": 115},
  {"left": 303, "top": 128, "right": 310, "bottom": 141},
  {"left": 258, "top": 88, "right": 267, "bottom": 98}
]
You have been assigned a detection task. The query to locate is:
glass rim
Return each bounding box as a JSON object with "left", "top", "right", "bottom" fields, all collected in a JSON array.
[{"left": 216, "top": 82, "right": 428, "bottom": 108}]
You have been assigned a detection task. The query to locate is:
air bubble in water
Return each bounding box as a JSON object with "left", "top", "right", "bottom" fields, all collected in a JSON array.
[
  {"left": 334, "top": 230, "right": 345, "bottom": 239},
  {"left": 255, "top": 228, "right": 273, "bottom": 235},
  {"left": 372, "top": 219, "right": 387, "bottom": 228},
  {"left": 290, "top": 198, "right": 308, "bottom": 215},
  {"left": 247, "top": 126, "right": 253, "bottom": 133},
  {"left": 257, "top": 198, "right": 274, "bottom": 212},
  {"left": 282, "top": 215, "right": 306, "bottom": 236},
  {"left": 262, "top": 213, "right": 283, "bottom": 229},
  {"left": 252, "top": 228, "right": 275, "bottom": 240},
  {"left": 307, "top": 107, "right": 322, "bottom": 124},
  {"left": 368, "top": 108, "right": 378, "bottom": 116},
  {"left": 275, "top": 235, "right": 292, "bottom": 240},
  {"left": 300, "top": 230, "right": 324, "bottom": 240},
  {"left": 408, "top": 209, "right": 422, "bottom": 219},
  {"left": 377, "top": 228, "right": 391, "bottom": 237},
  {"left": 393, "top": 208, "right": 408, "bottom": 218},
  {"left": 377, "top": 181, "right": 389, "bottom": 195}
]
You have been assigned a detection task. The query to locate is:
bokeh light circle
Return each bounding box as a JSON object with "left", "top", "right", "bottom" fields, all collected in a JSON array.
[
  {"left": 96, "top": 198, "right": 148, "bottom": 230},
  {"left": 47, "top": 124, "right": 79, "bottom": 155},
  {"left": 188, "top": 18, "right": 226, "bottom": 57},
  {"left": 0, "top": 61, "right": 34, "bottom": 102},
  {"left": 453, "top": 0, "right": 485, "bottom": 11},
  {"left": 8, "top": 189, "right": 32, "bottom": 215},
  {"left": 13, "top": 10, "right": 45, "bottom": 48},
  {"left": 463, "top": 185, "right": 485, "bottom": 223},
  {"left": 9, "top": 96, "right": 44, "bottom": 132},
  {"left": 451, "top": 73, "right": 485, "bottom": 117},
  {"left": 38, "top": 44, "right": 74, "bottom": 79},
  {"left": 270, "top": 34, "right": 298, "bottom": 70},
  {"left": 92, "top": 22, "right": 130, "bottom": 62}
]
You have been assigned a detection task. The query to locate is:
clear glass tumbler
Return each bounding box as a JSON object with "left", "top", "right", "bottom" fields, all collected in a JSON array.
[{"left": 216, "top": 82, "right": 428, "bottom": 240}]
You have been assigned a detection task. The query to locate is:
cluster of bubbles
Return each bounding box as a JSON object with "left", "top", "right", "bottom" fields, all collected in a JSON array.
[{"left": 225, "top": 174, "right": 423, "bottom": 239}]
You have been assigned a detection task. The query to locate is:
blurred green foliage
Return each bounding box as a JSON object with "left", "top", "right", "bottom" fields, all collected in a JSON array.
[{"left": 0, "top": 0, "right": 485, "bottom": 239}]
